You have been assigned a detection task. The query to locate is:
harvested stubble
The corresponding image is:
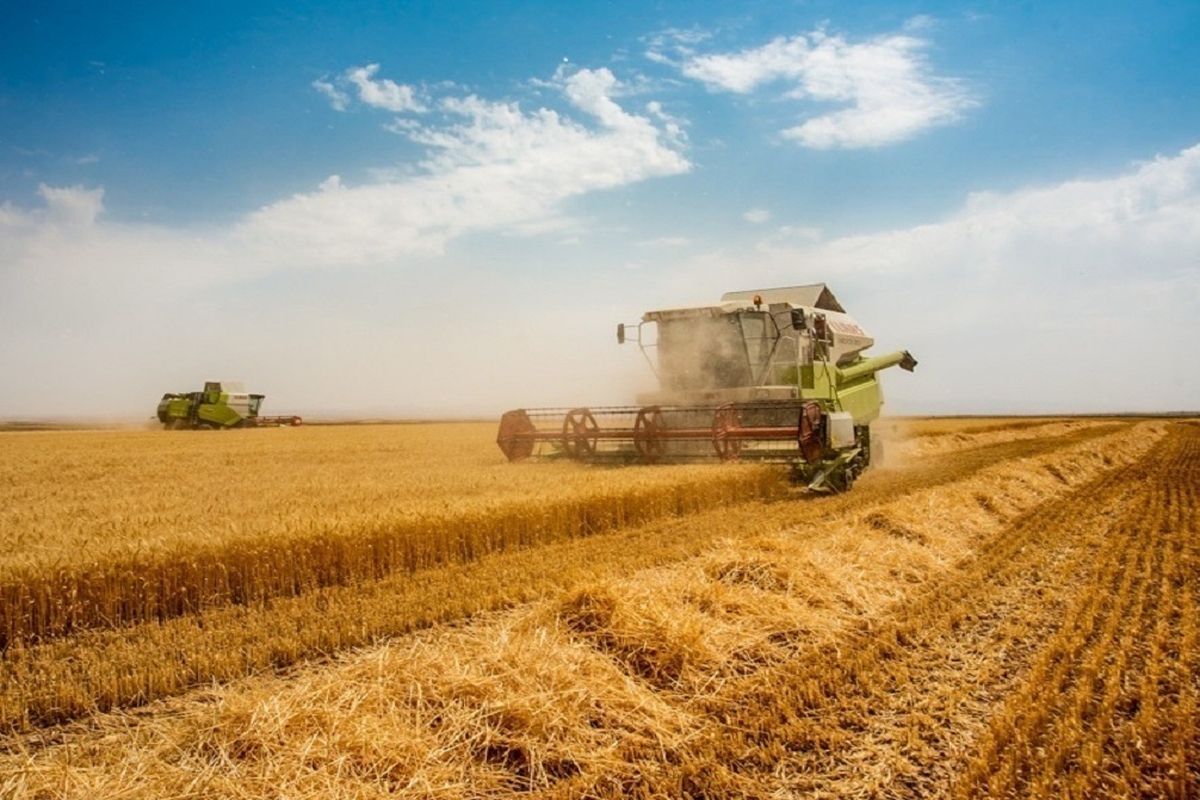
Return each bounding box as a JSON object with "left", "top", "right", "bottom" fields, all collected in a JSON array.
[
  {"left": 0, "top": 417, "right": 1114, "bottom": 732},
  {"left": 0, "top": 423, "right": 786, "bottom": 648},
  {"left": 953, "top": 424, "right": 1200, "bottom": 798},
  {"left": 3, "top": 421, "right": 1185, "bottom": 800}
]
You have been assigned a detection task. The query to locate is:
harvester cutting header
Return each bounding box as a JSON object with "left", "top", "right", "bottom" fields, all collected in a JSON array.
[{"left": 497, "top": 284, "right": 916, "bottom": 491}]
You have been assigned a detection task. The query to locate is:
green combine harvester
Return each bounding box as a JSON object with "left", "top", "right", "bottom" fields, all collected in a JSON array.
[
  {"left": 156, "top": 381, "right": 302, "bottom": 429},
  {"left": 496, "top": 284, "right": 916, "bottom": 492}
]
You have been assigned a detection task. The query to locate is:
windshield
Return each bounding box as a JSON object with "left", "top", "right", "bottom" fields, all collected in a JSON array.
[{"left": 657, "top": 315, "right": 757, "bottom": 391}]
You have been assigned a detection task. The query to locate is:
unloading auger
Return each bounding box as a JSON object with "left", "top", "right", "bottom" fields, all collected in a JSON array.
[{"left": 496, "top": 284, "right": 916, "bottom": 491}]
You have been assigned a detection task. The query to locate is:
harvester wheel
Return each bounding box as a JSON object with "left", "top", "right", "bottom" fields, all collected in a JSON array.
[
  {"left": 562, "top": 408, "right": 600, "bottom": 459},
  {"left": 633, "top": 406, "right": 666, "bottom": 463},
  {"left": 711, "top": 404, "right": 744, "bottom": 461},
  {"left": 496, "top": 410, "right": 537, "bottom": 462}
]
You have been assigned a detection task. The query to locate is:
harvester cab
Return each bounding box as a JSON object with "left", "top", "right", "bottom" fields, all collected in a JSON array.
[
  {"left": 497, "top": 284, "right": 916, "bottom": 491},
  {"left": 156, "top": 381, "right": 301, "bottom": 430}
]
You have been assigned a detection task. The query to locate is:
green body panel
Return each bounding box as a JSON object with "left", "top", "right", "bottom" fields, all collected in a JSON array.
[
  {"left": 156, "top": 386, "right": 252, "bottom": 428},
  {"left": 830, "top": 376, "right": 885, "bottom": 425},
  {"left": 196, "top": 396, "right": 244, "bottom": 427},
  {"left": 790, "top": 352, "right": 906, "bottom": 426},
  {"left": 784, "top": 350, "right": 908, "bottom": 488},
  {"left": 829, "top": 350, "right": 914, "bottom": 425},
  {"left": 160, "top": 398, "right": 194, "bottom": 421}
]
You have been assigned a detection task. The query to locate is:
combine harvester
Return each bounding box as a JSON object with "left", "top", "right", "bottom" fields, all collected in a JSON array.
[
  {"left": 156, "top": 381, "right": 302, "bottom": 429},
  {"left": 497, "top": 284, "right": 916, "bottom": 491}
]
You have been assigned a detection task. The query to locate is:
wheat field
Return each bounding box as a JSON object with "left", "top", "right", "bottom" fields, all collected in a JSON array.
[{"left": 1, "top": 417, "right": 1196, "bottom": 798}]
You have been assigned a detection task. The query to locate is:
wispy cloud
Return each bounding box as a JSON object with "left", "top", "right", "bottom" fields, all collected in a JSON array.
[
  {"left": 241, "top": 66, "right": 690, "bottom": 264},
  {"left": 314, "top": 63, "right": 426, "bottom": 113},
  {"left": 764, "top": 144, "right": 1200, "bottom": 280},
  {"left": 311, "top": 78, "right": 350, "bottom": 111},
  {"left": 657, "top": 27, "right": 974, "bottom": 149},
  {"left": 344, "top": 64, "right": 426, "bottom": 113}
]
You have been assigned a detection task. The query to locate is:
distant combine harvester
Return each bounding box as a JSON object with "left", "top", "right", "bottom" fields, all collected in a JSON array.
[{"left": 156, "top": 381, "right": 302, "bottom": 429}]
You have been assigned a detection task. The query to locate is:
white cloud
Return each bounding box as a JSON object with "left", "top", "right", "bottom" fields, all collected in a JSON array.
[
  {"left": 737, "top": 144, "right": 1200, "bottom": 412},
  {"left": 344, "top": 64, "right": 426, "bottom": 113},
  {"left": 674, "top": 29, "right": 974, "bottom": 149},
  {"left": 37, "top": 184, "right": 105, "bottom": 226},
  {"left": 312, "top": 78, "right": 350, "bottom": 111},
  {"left": 769, "top": 145, "right": 1200, "bottom": 281},
  {"left": 743, "top": 208, "right": 771, "bottom": 223},
  {"left": 242, "top": 67, "right": 690, "bottom": 265},
  {"left": 314, "top": 64, "right": 424, "bottom": 113}
]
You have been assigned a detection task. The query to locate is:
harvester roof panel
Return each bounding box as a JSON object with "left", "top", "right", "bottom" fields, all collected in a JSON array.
[{"left": 721, "top": 284, "right": 845, "bottom": 313}]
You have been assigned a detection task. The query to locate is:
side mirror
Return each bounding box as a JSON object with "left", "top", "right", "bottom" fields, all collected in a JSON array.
[
  {"left": 616, "top": 323, "right": 626, "bottom": 344},
  {"left": 790, "top": 309, "right": 806, "bottom": 330}
]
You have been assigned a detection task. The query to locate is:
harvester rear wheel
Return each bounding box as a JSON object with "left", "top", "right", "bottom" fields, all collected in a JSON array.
[
  {"left": 496, "top": 410, "right": 537, "bottom": 462},
  {"left": 633, "top": 406, "right": 666, "bottom": 464},
  {"left": 711, "top": 404, "right": 744, "bottom": 461},
  {"left": 562, "top": 408, "right": 600, "bottom": 459}
]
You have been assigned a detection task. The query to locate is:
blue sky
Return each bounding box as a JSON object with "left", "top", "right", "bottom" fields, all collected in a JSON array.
[{"left": 2, "top": 1, "right": 1199, "bottom": 418}]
